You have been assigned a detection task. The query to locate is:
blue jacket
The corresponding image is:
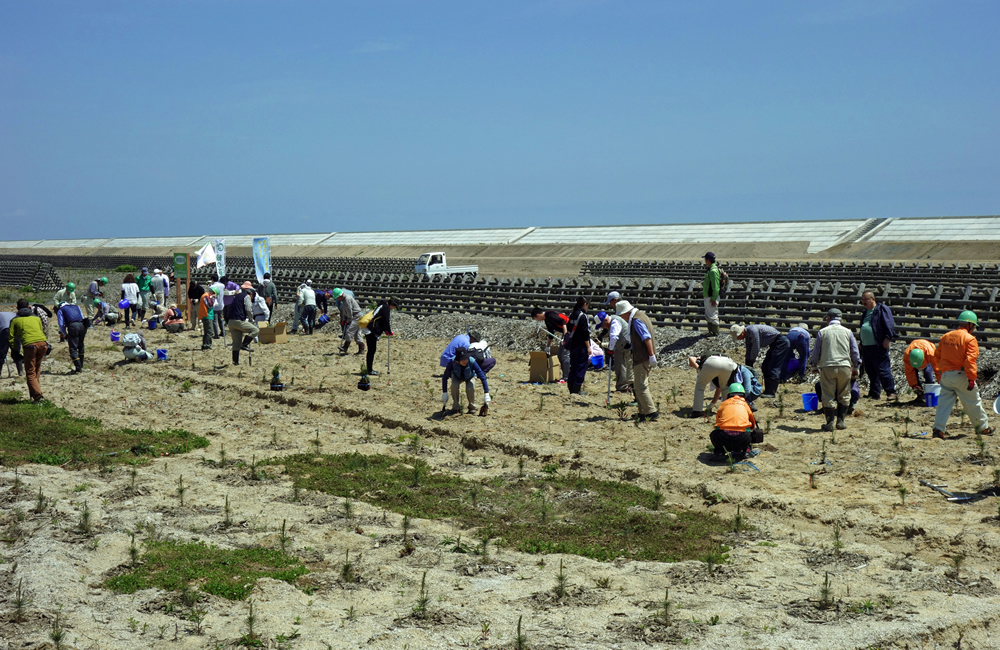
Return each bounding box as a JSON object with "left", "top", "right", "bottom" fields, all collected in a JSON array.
[
  {"left": 440, "top": 334, "right": 471, "bottom": 368},
  {"left": 441, "top": 358, "right": 489, "bottom": 394},
  {"left": 57, "top": 304, "right": 84, "bottom": 335},
  {"left": 860, "top": 303, "right": 896, "bottom": 346}
]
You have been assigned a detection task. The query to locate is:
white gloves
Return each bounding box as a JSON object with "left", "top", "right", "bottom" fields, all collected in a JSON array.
[
  {"left": 441, "top": 393, "right": 449, "bottom": 408},
  {"left": 484, "top": 393, "right": 492, "bottom": 405},
  {"left": 648, "top": 355, "right": 658, "bottom": 369}
]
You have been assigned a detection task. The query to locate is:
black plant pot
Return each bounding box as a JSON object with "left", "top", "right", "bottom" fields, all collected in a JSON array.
[
  {"left": 270, "top": 383, "right": 284, "bottom": 391},
  {"left": 357, "top": 379, "right": 370, "bottom": 391}
]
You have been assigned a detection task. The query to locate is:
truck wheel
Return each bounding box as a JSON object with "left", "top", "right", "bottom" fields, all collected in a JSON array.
[{"left": 463, "top": 273, "right": 475, "bottom": 282}]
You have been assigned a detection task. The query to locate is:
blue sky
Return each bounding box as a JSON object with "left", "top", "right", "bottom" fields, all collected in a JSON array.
[{"left": 2, "top": 0, "right": 998, "bottom": 239}]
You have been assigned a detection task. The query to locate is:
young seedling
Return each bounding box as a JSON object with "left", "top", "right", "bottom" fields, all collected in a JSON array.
[
  {"left": 777, "top": 392, "right": 785, "bottom": 417},
  {"left": 292, "top": 482, "right": 302, "bottom": 502},
  {"left": 653, "top": 480, "right": 663, "bottom": 511},
  {"left": 765, "top": 419, "right": 772, "bottom": 435},
  {"left": 517, "top": 456, "right": 525, "bottom": 477},
  {"left": 725, "top": 451, "right": 736, "bottom": 473},
  {"left": 975, "top": 432, "right": 987, "bottom": 460},
  {"left": 411, "top": 464, "right": 421, "bottom": 487},
  {"left": 896, "top": 453, "right": 907, "bottom": 476},
  {"left": 662, "top": 436, "right": 669, "bottom": 462},
  {"left": 279, "top": 519, "right": 290, "bottom": 553},
  {"left": 408, "top": 434, "right": 420, "bottom": 453},
  {"left": 11, "top": 468, "right": 22, "bottom": 494},
  {"left": 412, "top": 570, "right": 430, "bottom": 618},
  {"left": 223, "top": 495, "right": 233, "bottom": 528},
  {"left": 129, "top": 468, "right": 138, "bottom": 492},
  {"left": 514, "top": 615, "right": 527, "bottom": 650},
  {"left": 732, "top": 505, "right": 743, "bottom": 534},
  {"left": 891, "top": 428, "right": 901, "bottom": 450},
  {"left": 33, "top": 486, "right": 47, "bottom": 514},
  {"left": 242, "top": 599, "right": 259, "bottom": 645},
  {"left": 552, "top": 559, "right": 568, "bottom": 599},
  {"left": 809, "top": 471, "right": 817, "bottom": 489},
  {"left": 897, "top": 482, "right": 908, "bottom": 506},
  {"left": 78, "top": 501, "right": 92, "bottom": 536},
  {"left": 658, "top": 588, "right": 672, "bottom": 625},
  {"left": 129, "top": 532, "right": 140, "bottom": 567},
  {"left": 176, "top": 475, "right": 186, "bottom": 507},
  {"left": 537, "top": 492, "right": 550, "bottom": 524},
  {"left": 950, "top": 554, "right": 965, "bottom": 580},
  {"left": 312, "top": 430, "right": 321, "bottom": 456},
  {"left": 12, "top": 578, "right": 28, "bottom": 622},
  {"left": 818, "top": 571, "right": 833, "bottom": 609},
  {"left": 832, "top": 521, "right": 844, "bottom": 556},
  {"left": 50, "top": 609, "right": 65, "bottom": 649},
  {"left": 468, "top": 483, "right": 482, "bottom": 509},
  {"left": 538, "top": 395, "right": 544, "bottom": 412},
  {"left": 819, "top": 440, "right": 827, "bottom": 465},
  {"left": 343, "top": 605, "right": 357, "bottom": 622},
  {"left": 401, "top": 515, "right": 412, "bottom": 545},
  {"left": 343, "top": 497, "right": 354, "bottom": 521},
  {"left": 341, "top": 550, "right": 355, "bottom": 583},
  {"left": 218, "top": 444, "right": 226, "bottom": 467}
]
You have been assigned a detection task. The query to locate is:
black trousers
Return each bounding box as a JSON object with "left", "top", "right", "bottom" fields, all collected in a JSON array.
[
  {"left": 761, "top": 335, "right": 791, "bottom": 395},
  {"left": 66, "top": 321, "right": 86, "bottom": 362},
  {"left": 709, "top": 428, "right": 753, "bottom": 459},
  {"left": 365, "top": 332, "right": 379, "bottom": 372},
  {"left": 569, "top": 344, "right": 588, "bottom": 392}
]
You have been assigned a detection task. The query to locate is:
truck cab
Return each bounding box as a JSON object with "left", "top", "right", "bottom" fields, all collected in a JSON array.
[{"left": 414, "top": 252, "right": 478, "bottom": 280}]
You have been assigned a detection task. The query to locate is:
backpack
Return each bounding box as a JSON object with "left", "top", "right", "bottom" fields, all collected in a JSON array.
[
  {"left": 122, "top": 333, "right": 143, "bottom": 349},
  {"left": 718, "top": 265, "right": 730, "bottom": 295},
  {"left": 468, "top": 341, "right": 492, "bottom": 363},
  {"left": 357, "top": 310, "right": 374, "bottom": 329}
]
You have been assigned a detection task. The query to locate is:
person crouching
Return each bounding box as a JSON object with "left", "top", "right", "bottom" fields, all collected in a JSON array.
[
  {"left": 441, "top": 347, "right": 491, "bottom": 416},
  {"left": 709, "top": 383, "right": 762, "bottom": 461}
]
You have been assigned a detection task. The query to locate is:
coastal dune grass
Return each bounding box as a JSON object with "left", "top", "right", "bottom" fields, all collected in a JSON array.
[
  {"left": 0, "top": 391, "right": 209, "bottom": 467},
  {"left": 276, "top": 452, "right": 729, "bottom": 563}
]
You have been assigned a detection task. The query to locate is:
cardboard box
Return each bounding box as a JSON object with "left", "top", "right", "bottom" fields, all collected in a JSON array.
[
  {"left": 529, "top": 351, "right": 556, "bottom": 384},
  {"left": 258, "top": 321, "right": 287, "bottom": 344}
]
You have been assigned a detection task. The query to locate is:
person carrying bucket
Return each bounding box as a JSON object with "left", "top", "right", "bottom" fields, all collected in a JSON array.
[
  {"left": 903, "top": 339, "right": 939, "bottom": 404},
  {"left": 932, "top": 311, "right": 994, "bottom": 439}
]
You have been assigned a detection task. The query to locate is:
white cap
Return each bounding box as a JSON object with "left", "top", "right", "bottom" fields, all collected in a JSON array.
[
  {"left": 605, "top": 291, "right": 621, "bottom": 304},
  {"left": 153, "top": 269, "right": 161, "bottom": 274}
]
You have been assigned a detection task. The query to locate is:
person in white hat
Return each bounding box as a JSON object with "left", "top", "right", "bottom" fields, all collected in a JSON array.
[{"left": 616, "top": 300, "right": 658, "bottom": 422}]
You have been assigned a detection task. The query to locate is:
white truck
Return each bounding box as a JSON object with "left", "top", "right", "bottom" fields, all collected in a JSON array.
[{"left": 414, "top": 252, "right": 478, "bottom": 280}]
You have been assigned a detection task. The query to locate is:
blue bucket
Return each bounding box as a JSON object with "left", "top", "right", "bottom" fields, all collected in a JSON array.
[
  {"left": 156, "top": 349, "right": 168, "bottom": 361},
  {"left": 802, "top": 392, "right": 819, "bottom": 411},
  {"left": 925, "top": 393, "right": 939, "bottom": 407},
  {"left": 110, "top": 331, "right": 120, "bottom": 342},
  {"left": 590, "top": 355, "right": 604, "bottom": 370}
]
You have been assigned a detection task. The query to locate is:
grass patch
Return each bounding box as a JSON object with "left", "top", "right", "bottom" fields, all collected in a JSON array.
[
  {"left": 0, "top": 391, "right": 209, "bottom": 467},
  {"left": 274, "top": 453, "right": 728, "bottom": 563},
  {"left": 104, "top": 540, "right": 308, "bottom": 601}
]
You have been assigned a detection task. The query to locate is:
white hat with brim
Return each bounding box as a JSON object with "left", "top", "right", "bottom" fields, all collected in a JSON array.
[
  {"left": 615, "top": 300, "right": 633, "bottom": 316},
  {"left": 730, "top": 324, "right": 745, "bottom": 340}
]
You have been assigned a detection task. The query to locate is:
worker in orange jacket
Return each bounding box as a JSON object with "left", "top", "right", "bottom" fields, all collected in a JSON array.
[
  {"left": 933, "top": 311, "right": 993, "bottom": 439},
  {"left": 709, "top": 383, "right": 762, "bottom": 460},
  {"left": 903, "top": 339, "right": 939, "bottom": 401}
]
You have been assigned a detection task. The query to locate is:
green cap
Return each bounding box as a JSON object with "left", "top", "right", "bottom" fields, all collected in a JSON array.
[
  {"left": 908, "top": 348, "right": 924, "bottom": 368},
  {"left": 100, "top": 277, "right": 108, "bottom": 284},
  {"left": 94, "top": 298, "right": 102, "bottom": 306},
  {"left": 332, "top": 288, "right": 343, "bottom": 299},
  {"left": 727, "top": 382, "right": 745, "bottom": 395},
  {"left": 958, "top": 310, "right": 978, "bottom": 326},
  {"left": 66, "top": 282, "right": 75, "bottom": 291}
]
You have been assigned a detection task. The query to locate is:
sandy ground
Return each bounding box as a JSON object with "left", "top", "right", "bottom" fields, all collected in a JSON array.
[{"left": 3, "top": 316, "right": 1000, "bottom": 649}]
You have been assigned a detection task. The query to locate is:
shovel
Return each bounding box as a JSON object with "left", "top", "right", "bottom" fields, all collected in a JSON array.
[
  {"left": 606, "top": 353, "right": 613, "bottom": 406},
  {"left": 919, "top": 479, "right": 973, "bottom": 502}
]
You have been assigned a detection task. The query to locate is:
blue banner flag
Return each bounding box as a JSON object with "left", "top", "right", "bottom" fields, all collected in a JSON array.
[{"left": 253, "top": 237, "right": 271, "bottom": 284}]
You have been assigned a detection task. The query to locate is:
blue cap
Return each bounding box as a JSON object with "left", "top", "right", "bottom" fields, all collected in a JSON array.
[{"left": 593, "top": 311, "right": 608, "bottom": 328}]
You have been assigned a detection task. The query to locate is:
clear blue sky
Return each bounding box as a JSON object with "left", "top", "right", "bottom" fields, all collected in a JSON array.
[{"left": 2, "top": 0, "right": 998, "bottom": 239}]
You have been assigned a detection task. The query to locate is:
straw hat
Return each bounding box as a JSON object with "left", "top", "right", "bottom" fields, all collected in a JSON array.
[
  {"left": 730, "top": 324, "right": 745, "bottom": 340},
  {"left": 614, "top": 300, "right": 633, "bottom": 316}
]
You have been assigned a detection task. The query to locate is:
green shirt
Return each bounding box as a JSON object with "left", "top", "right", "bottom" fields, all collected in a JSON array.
[
  {"left": 860, "top": 310, "right": 876, "bottom": 346},
  {"left": 702, "top": 263, "right": 721, "bottom": 300},
  {"left": 136, "top": 274, "right": 153, "bottom": 291},
  {"left": 9, "top": 315, "right": 47, "bottom": 346}
]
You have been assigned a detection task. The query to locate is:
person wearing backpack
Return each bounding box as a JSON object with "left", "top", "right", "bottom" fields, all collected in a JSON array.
[
  {"left": 122, "top": 331, "right": 151, "bottom": 362},
  {"left": 702, "top": 252, "right": 725, "bottom": 337},
  {"left": 198, "top": 286, "right": 220, "bottom": 350},
  {"left": 363, "top": 297, "right": 398, "bottom": 376},
  {"left": 531, "top": 307, "right": 570, "bottom": 383}
]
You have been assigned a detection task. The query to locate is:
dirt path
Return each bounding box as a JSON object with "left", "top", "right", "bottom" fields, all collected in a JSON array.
[{"left": 3, "top": 322, "right": 1000, "bottom": 649}]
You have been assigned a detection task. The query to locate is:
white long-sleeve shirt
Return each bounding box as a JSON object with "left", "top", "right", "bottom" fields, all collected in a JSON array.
[{"left": 252, "top": 294, "right": 270, "bottom": 320}]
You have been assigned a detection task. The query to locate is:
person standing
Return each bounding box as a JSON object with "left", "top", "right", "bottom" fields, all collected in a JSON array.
[
  {"left": 297, "top": 281, "right": 317, "bottom": 335},
  {"left": 858, "top": 291, "right": 897, "bottom": 400},
  {"left": 209, "top": 274, "right": 226, "bottom": 338},
  {"left": 364, "top": 298, "right": 398, "bottom": 376},
  {"left": 135, "top": 267, "right": 153, "bottom": 323},
  {"left": 933, "top": 311, "right": 994, "bottom": 439},
  {"left": 566, "top": 297, "right": 591, "bottom": 395},
  {"left": 121, "top": 274, "right": 140, "bottom": 328},
  {"left": 781, "top": 323, "right": 811, "bottom": 382},
  {"left": 289, "top": 280, "right": 309, "bottom": 333},
  {"left": 228, "top": 282, "right": 260, "bottom": 365},
  {"left": 617, "top": 300, "right": 659, "bottom": 422},
  {"left": 152, "top": 269, "right": 167, "bottom": 306},
  {"left": 530, "top": 307, "right": 570, "bottom": 383},
  {"left": 594, "top": 310, "right": 633, "bottom": 393},
  {"left": 198, "top": 286, "right": 220, "bottom": 350},
  {"left": 187, "top": 279, "right": 205, "bottom": 331},
  {"left": 85, "top": 277, "right": 107, "bottom": 319},
  {"left": 441, "top": 347, "right": 491, "bottom": 415},
  {"left": 0, "top": 311, "right": 22, "bottom": 376},
  {"left": 903, "top": 339, "right": 939, "bottom": 402},
  {"left": 9, "top": 299, "right": 48, "bottom": 401},
  {"left": 730, "top": 324, "right": 790, "bottom": 398},
  {"left": 808, "top": 308, "right": 862, "bottom": 432},
  {"left": 56, "top": 301, "right": 87, "bottom": 373},
  {"left": 335, "top": 288, "right": 365, "bottom": 355},
  {"left": 702, "top": 252, "right": 722, "bottom": 336},
  {"left": 262, "top": 273, "right": 278, "bottom": 324}
]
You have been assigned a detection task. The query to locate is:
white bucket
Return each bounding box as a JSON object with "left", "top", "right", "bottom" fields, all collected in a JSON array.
[
  {"left": 994, "top": 395, "right": 1000, "bottom": 416},
  {"left": 924, "top": 383, "right": 941, "bottom": 397}
]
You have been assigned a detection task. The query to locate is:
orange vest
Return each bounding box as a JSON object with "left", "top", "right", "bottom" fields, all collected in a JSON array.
[
  {"left": 936, "top": 328, "right": 979, "bottom": 380},
  {"left": 715, "top": 395, "right": 756, "bottom": 432},
  {"left": 198, "top": 294, "right": 215, "bottom": 319},
  {"left": 903, "top": 339, "right": 939, "bottom": 388}
]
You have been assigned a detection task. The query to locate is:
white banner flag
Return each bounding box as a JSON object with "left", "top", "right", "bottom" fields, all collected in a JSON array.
[{"left": 194, "top": 242, "right": 217, "bottom": 268}]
